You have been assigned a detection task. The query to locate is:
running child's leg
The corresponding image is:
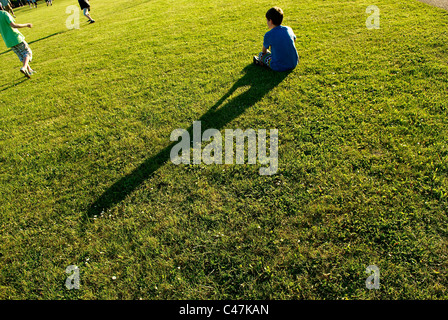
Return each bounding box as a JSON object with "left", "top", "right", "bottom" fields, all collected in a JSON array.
[
  {"left": 11, "top": 41, "right": 33, "bottom": 77},
  {"left": 21, "top": 55, "right": 31, "bottom": 75},
  {"left": 83, "top": 8, "right": 95, "bottom": 22},
  {"left": 7, "top": 5, "right": 16, "bottom": 17}
]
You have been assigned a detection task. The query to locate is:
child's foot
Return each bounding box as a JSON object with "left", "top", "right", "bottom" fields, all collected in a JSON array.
[
  {"left": 20, "top": 68, "right": 31, "bottom": 78},
  {"left": 89, "top": 20, "right": 96, "bottom": 23},
  {"left": 253, "top": 56, "right": 263, "bottom": 66}
]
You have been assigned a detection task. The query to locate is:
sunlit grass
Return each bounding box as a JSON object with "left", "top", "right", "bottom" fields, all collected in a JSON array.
[{"left": 0, "top": 0, "right": 447, "bottom": 299}]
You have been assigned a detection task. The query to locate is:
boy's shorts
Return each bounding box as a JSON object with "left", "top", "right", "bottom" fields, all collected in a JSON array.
[
  {"left": 78, "top": 0, "right": 90, "bottom": 10},
  {"left": 11, "top": 41, "right": 32, "bottom": 63}
]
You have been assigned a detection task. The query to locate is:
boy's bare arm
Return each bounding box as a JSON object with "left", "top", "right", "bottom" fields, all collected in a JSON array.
[
  {"left": 262, "top": 45, "right": 268, "bottom": 54},
  {"left": 10, "top": 22, "right": 33, "bottom": 29}
]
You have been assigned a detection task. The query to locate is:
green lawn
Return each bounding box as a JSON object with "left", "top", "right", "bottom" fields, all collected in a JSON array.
[{"left": 0, "top": 0, "right": 447, "bottom": 299}]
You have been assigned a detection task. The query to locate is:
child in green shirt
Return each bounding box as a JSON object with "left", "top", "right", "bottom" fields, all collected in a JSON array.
[{"left": 0, "top": 3, "right": 34, "bottom": 78}]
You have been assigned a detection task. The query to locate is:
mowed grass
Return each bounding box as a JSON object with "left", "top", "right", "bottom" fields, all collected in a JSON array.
[{"left": 0, "top": 0, "right": 447, "bottom": 299}]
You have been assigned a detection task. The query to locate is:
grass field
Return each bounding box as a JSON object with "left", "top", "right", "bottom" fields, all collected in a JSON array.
[{"left": 0, "top": 0, "right": 447, "bottom": 299}]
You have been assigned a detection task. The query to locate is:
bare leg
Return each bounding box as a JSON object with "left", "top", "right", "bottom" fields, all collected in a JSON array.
[
  {"left": 20, "top": 56, "right": 31, "bottom": 78},
  {"left": 27, "top": 64, "right": 34, "bottom": 74},
  {"left": 22, "top": 56, "right": 30, "bottom": 70},
  {"left": 84, "top": 8, "right": 95, "bottom": 22},
  {"left": 7, "top": 5, "right": 16, "bottom": 17}
]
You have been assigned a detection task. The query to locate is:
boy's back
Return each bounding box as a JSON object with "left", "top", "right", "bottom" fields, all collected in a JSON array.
[
  {"left": 263, "top": 25, "right": 298, "bottom": 72},
  {"left": 0, "top": 10, "right": 24, "bottom": 48}
]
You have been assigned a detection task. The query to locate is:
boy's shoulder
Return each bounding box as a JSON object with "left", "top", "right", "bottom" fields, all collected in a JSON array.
[
  {"left": 0, "top": 10, "right": 13, "bottom": 19},
  {"left": 0, "top": 11, "right": 15, "bottom": 28},
  {"left": 265, "top": 25, "right": 294, "bottom": 36},
  {"left": 280, "top": 25, "right": 294, "bottom": 32}
]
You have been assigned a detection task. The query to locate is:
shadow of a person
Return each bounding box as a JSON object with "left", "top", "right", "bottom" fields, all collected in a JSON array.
[
  {"left": 0, "top": 32, "right": 67, "bottom": 57},
  {"left": 0, "top": 78, "right": 28, "bottom": 92},
  {"left": 83, "top": 64, "right": 291, "bottom": 227}
]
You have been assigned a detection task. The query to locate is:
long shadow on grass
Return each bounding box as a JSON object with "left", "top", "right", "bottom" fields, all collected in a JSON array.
[
  {"left": 0, "top": 32, "right": 67, "bottom": 57},
  {"left": 83, "top": 64, "right": 291, "bottom": 227},
  {"left": 0, "top": 78, "right": 28, "bottom": 92}
]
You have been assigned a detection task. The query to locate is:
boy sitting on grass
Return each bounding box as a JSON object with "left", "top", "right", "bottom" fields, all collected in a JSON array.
[
  {"left": 0, "top": 2, "right": 34, "bottom": 78},
  {"left": 254, "top": 7, "right": 299, "bottom": 72}
]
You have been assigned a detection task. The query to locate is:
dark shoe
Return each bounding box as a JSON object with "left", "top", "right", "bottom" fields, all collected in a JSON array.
[
  {"left": 89, "top": 20, "right": 96, "bottom": 24},
  {"left": 253, "top": 56, "right": 261, "bottom": 66}
]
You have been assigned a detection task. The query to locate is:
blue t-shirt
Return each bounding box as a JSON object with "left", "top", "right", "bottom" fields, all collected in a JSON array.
[{"left": 263, "top": 25, "right": 298, "bottom": 72}]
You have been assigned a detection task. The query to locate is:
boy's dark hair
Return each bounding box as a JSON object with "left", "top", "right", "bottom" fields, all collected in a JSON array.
[{"left": 266, "top": 7, "right": 283, "bottom": 26}]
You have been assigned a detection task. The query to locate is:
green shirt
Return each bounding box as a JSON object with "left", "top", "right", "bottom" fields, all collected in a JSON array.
[{"left": 0, "top": 11, "right": 25, "bottom": 48}]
